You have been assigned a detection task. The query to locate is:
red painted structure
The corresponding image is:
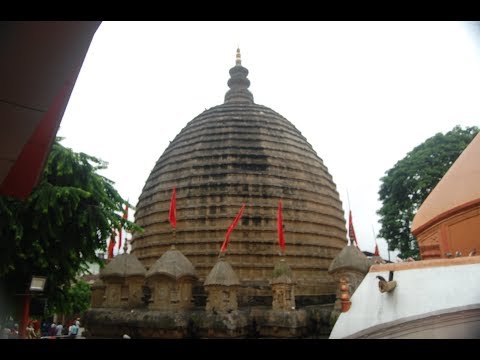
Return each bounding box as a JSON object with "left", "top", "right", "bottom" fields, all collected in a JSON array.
[
  {"left": 0, "top": 21, "right": 102, "bottom": 338},
  {"left": 0, "top": 21, "right": 101, "bottom": 199}
]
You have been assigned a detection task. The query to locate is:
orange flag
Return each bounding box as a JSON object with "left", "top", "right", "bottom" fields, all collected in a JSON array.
[
  {"left": 220, "top": 204, "right": 245, "bottom": 253},
  {"left": 278, "top": 199, "right": 285, "bottom": 252},
  {"left": 348, "top": 210, "right": 359, "bottom": 249},
  {"left": 374, "top": 242, "right": 379, "bottom": 256},
  {"left": 108, "top": 231, "right": 116, "bottom": 259},
  {"left": 118, "top": 203, "right": 129, "bottom": 250},
  {"left": 169, "top": 187, "right": 176, "bottom": 229}
]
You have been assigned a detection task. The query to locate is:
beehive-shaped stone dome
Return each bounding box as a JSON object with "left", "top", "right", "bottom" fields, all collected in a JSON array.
[
  {"left": 146, "top": 245, "right": 196, "bottom": 280},
  {"left": 100, "top": 253, "right": 146, "bottom": 279},
  {"left": 204, "top": 256, "right": 240, "bottom": 287},
  {"left": 132, "top": 49, "right": 347, "bottom": 299},
  {"left": 271, "top": 258, "right": 295, "bottom": 285},
  {"left": 328, "top": 244, "right": 371, "bottom": 275}
]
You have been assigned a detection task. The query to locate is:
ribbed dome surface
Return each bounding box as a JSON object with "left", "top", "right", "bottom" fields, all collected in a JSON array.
[
  {"left": 132, "top": 51, "right": 347, "bottom": 297},
  {"left": 100, "top": 253, "right": 146, "bottom": 279},
  {"left": 146, "top": 246, "right": 196, "bottom": 280},
  {"left": 328, "top": 244, "right": 371, "bottom": 274},
  {"left": 204, "top": 257, "right": 240, "bottom": 287},
  {"left": 271, "top": 258, "right": 295, "bottom": 285}
]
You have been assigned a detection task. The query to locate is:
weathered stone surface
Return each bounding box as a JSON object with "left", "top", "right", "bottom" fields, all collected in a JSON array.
[
  {"left": 328, "top": 245, "right": 371, "bottom": 326},
  {"left": 328, "top": 244, "right": 371, "bottom": 274},
  {"left": 145, "top": 246, "right": 197, "bottom": 311},
  {"left": 147, "top": 277, "right": 195, "bottom": 311},
  {"left": 90, "top": 279, "right": 105, "bottom": 308},
  {"left": 258, "top": 309, "right": 308, "bottom": 338},
  {"left": 146, "top": 245, "right": 196, "bottom": 280},
  {"left": 303, "top": 304, "right": 335, "bottom": 338},
  {"left": 101, "top": 253, "right": 146, "bottom": 279},
  {"left": 85, "top": 51, "right": 351, "bottom": 338},
  {"left": 204, "top": 256, "right": 240, "bottom": 286},
  {"left": 204, "top": 256, "right": 240, "bottom": 313},
  {"left": 83, "top": 306, "right": 336, "bottom": 339},
  {"left": 132, "top": 52, "right": 347, "bottom": 303},
  {"left": 271, "top": 258, "right": 296, "bottom": 311},
  {"left": 99, "top": 252, "right": 146, "bottom": 309}
]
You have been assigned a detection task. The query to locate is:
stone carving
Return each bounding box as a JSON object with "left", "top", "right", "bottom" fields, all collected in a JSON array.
[
  {"left": 271, "top": 257, "right": 296, "bottom": 311},
  {"left": 146, "top": 246, "right": 197, "bottom": 311},
  {"left": 99, "top": 251, "right": 146, "bottom": 309},
  {"left": 328, "top": 244, "right": 370, "bottom": 325},
  {"left": 205, "top": 255, "right": 240, "bottom": 313}
]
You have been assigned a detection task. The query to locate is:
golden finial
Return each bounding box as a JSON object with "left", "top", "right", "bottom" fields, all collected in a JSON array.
[
  {"left": 340, "top": 277, "right": 351, "bottom": 312},
  {"left": 236, "top": 47, "right": 241, "bottom": 66}
]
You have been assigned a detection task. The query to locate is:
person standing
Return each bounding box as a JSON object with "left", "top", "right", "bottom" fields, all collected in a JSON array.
[
  {"left": 26, "top": 322, "right": 37, "bottom": 339},
  {"left": 68, "top": 322, "right": 78, "bottom": 338},
  {"left": 8, "top": 324, "right": 19, "bottom": 339},
  {"left": 55, "top": 322, "right": 63, "bottom": 336},
  {"left": 48, "top": 322, "right": 57, "bottom": 336}
]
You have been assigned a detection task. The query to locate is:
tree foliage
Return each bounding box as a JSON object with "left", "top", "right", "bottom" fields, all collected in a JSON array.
[
  {"left": 0, "top": 138, "right": 141, "bottom": 318},
  {"left": 377, "top": 125, "right": 479, "bottom": 259},
  {"left": 48, "top": 280, "right": 92, "bottom": 317}
]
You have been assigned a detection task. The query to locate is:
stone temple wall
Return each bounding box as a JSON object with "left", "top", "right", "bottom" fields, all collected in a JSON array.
[{"left": 132, "top": 104, "right": 347, "bottom": 302}]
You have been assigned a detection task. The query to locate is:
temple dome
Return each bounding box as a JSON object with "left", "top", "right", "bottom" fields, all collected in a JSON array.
[
  {"left": 328, "top": 244, "right": 371, "bottom": 274},
  {"left": 204, "top": 256, "right": 240, "bottom": 287},
  {"left": 100, "top": 253, "right": 146, "bottom": 279},
  {"left": 132, "top": 50, "right": 347, "bottom": 299},
  {"left": 271, "top": 258, "right": 295, "bottom": 285},
  {"left": 146, "top": 245, "right": 196, "bottom": 280}
]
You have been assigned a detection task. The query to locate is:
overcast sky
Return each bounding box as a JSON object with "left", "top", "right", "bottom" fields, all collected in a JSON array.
[{"left": 57, "top": 21, "right": 480, "bottom": 259}]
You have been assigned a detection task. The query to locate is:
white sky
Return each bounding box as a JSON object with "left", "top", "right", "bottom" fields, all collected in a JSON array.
[{"left": 58, "top": 21, "right": 480, "bottom": 259}]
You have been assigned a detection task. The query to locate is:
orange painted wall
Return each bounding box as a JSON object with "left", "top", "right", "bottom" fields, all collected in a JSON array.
[{"left": 415, "top": 203, "right": 480, "bottom": 259}]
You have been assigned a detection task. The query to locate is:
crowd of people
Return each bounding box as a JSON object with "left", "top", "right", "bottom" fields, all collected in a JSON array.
[
  {"left": 1, "top": 323, "right": 19, "bottom": 339},
  {"left": 44, "top": 318, "right": 80, "bottom": 338},
  {"left": 0, "top": 317, "right": 81, "bottom": 339}
]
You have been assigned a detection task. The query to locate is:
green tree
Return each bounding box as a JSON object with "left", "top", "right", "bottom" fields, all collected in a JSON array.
[
  {"left": 47, "top": 280, "right": 92, "bottom": 318},
  {"left": 377, "top": 125, "right": 479, "bottom": 259},
  {"left": 0, "top": 138, "right": 141, "bottom": 319}
]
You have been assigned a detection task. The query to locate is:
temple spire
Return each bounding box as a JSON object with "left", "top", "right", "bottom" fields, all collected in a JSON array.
[
  {"left": 236, "top": 47, "right": 241, "bottom": 66},
  {"left": 224, "top": 48, "right": 254, "bottom": 104}
]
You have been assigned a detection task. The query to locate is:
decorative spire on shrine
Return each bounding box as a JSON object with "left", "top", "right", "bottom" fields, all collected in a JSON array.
[
  {"left": 236, "top": 47, "right": 241, "bottom": 65},
  {"left": 224, "top": 47, "right": 254, "bottom": 104}
]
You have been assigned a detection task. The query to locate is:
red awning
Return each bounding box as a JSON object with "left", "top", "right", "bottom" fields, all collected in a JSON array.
[{"left": 0, "top": 21, "right": 102, "bottom": 199}]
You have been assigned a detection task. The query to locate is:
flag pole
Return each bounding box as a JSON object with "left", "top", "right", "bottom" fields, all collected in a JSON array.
[
  {"left": 346, "top": 188, "right": 351, "bottom": 210},
  {"left": 173, "top": 194, "right": 176, "bottom": 246},
  {"left": 278, "top": 198, "right": 286, "bottom": 257},
  {"left": 169, "top": 187, "right": 177, "bottom": 248},
  {"left": 346, "top": 188, "right": 352, "bottom": 246},
  {"left": 125, "top": 200, "right": 129, "bottom": 253},
  {"left": 373, "top": 224, "right": 390, "bottom": 261}
]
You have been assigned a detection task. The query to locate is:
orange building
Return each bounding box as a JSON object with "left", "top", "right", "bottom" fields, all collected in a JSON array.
[{"left": 412, "top": 132, "right": 480, "bottom": 259}]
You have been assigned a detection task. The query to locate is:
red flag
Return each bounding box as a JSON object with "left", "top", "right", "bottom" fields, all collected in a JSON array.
[
  {"left": 348, "top": 210, "right": 359, "bottom": 249},
  {"left": 220, "top": 204, "right": 245, "bottom": 253},
  {"left": 169, "top": 187, "right": 176, "bottom": 229},
  {"left": 108, "top": 231, "right": 116, "bottom": 259},
  {"left": 118, "top": 203, "right": 129, "bottom": 250},
  {"left": 277, "top": 199, "right": 285, "bottom": 252},
  {"left": 374, "top": 242, "right": 379, "bottom": 256}
]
